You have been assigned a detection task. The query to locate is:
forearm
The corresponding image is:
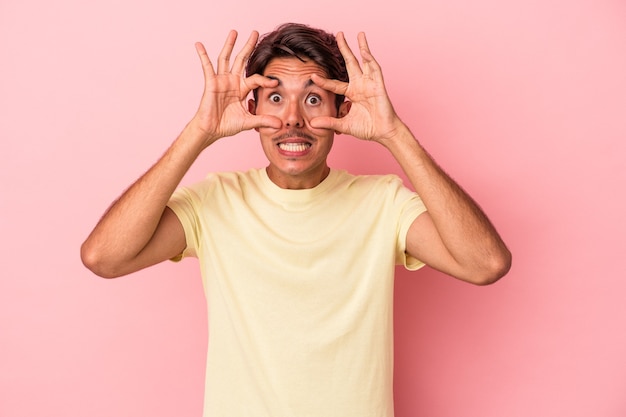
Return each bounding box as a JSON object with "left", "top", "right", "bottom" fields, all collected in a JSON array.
[
  {"left": 381, "top": 125, "right": 511, "bottom": 282},
  {"left": 80, "top": 122, "right": 208, "bottom": 275}
]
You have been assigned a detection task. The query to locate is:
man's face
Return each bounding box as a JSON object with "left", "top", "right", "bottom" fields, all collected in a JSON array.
[{"left": 249, "top": 57, "right": 346, "bottom": 189}]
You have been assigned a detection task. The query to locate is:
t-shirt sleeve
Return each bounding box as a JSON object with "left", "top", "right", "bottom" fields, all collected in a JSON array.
[
  {"left": 166, "top": 186, "right": 201, "bottom": 261},
  {"left": 392, "top": 178, "right": 428, "bottom": 271}
]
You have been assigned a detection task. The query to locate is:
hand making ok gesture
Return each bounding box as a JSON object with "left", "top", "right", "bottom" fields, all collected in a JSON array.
[
  {"left": 310, "top": 32, "right": 406, "bottom": 145},
  {"left": 192, "top": 30, "right": 281, "bottom": 147}
]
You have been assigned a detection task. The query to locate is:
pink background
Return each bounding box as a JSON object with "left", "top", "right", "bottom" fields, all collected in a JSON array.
[{"left": 1, "top": 0, "right": 625, "bottom": 416}]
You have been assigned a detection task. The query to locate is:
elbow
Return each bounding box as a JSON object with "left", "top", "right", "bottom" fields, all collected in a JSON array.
[
  {"left": 471, "top": 248, "right": 512, "bottom": 286},
  {"left": 80, "top": 242, "right": 125, "bottom": 279}
]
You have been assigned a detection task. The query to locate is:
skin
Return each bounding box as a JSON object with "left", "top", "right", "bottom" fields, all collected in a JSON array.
[
  {"left": 80, "top": 29, "right": 511, "bottom": 285},
  {"left": 248, "top": 58, "right": 350, "bottom": 189},
  {"left": 311, "top": 32, "right": 512, "bottom": 284}
]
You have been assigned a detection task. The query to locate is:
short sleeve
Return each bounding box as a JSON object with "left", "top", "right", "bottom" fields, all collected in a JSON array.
[
  {"left": 166, "top": 186, "right": 202, "bottom": 260},
  {"left": 391, "top": 178, "right": 427, "bottom": 271}
]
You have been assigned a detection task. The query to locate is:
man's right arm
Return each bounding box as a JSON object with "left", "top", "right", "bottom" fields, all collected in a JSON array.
[
  {"left": 81, "top": 30, "right": 281, "bottom": 278},
  {"left": 80, "top": 124, "right": 205, "bottom": 278}
]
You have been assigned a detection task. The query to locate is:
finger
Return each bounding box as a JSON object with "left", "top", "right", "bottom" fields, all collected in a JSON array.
[
  {"left": 310, "top": 115, "right": 344, "bottom": 133},
  {"left": 310, "top": 74, "right": 348, "bottom": 96},
  {"left": 245, "top": 114, "right": 282, "bottom": 131},
  {"left": 231, "top": 31, "right": 259, "bottom": 76},
  {"left": 195, "top": 42, "right": 216, "bottom": 79},
  {"left": 335, "top": 32, "right": 362, "bottom": 77},
  {"left": 243, "top": 73, "right": 279, "bottom": 93},
  {"left": 217, "top": 30, "right": 238, "bottom": 74},
  {"left": 356, "top": 32, "right": 373, "bottom": 59},
  {"left": 356, "top": 32, "right": 382, "bottom": 76}
]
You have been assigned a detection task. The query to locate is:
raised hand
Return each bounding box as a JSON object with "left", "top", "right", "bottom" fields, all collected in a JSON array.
[
  {"left": 192, "top": 30, "right": 281, "bottom": 147},
  {"left": 309, "top": 32, "right": 406, "bottom": 145}
]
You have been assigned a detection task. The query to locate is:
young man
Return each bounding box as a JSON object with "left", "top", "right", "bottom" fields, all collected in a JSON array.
[{"left": 81, "top": 23, "right": 511, "bottom": 416}]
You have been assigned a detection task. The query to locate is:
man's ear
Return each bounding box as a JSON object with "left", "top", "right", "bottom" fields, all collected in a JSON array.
[
  {"left": 248, "top": 99, "right": 259, "bottom": 132},
  {"left": 248, "top": 99, "right": 257, "bottom": 115},
  {"left": 338, "top": 100, "right": 351, "bottom": 118},
  {"left": 333, "top": 101, "right": 352, "bottom": 135}
]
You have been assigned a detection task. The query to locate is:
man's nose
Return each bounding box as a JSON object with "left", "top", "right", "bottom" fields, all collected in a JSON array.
[{"left": 284, "top": 101, "right": 304, "bottom": 128}]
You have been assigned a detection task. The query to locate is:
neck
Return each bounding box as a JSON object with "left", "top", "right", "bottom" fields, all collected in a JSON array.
[{"left": 266, "top": 166, "right": 331, "bottom": 189}]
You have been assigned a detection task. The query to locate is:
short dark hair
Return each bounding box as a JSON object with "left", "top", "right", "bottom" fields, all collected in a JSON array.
[{"left": 246, "top": 23, "right": 348, "bottom": 110}]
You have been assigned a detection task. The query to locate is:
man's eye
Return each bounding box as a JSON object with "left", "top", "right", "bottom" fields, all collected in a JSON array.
[
  {"left": 306, "top": 95, "right": 321, "bottom": 106},
  {"left": 269, "top": 93, "right": 282, "bottom": 103}
]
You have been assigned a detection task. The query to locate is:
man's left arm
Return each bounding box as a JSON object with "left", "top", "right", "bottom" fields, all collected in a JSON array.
[
  {"left": 311, "top": 31, "right": 511, "bottom": 285},
  {"left": 384, "top": 126, "right": 511, "bottom": 285}
]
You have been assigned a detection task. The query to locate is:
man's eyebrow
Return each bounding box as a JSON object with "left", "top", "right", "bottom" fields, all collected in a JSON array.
[
  {"left": 263, "top": 76, "right": 316, "bottom": 89},
  {"left": 266, "top": 75, "right": 281, "bottom": 84}
]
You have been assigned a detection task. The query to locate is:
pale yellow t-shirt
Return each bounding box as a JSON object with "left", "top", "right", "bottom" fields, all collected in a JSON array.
[{"left": 167, "top": 168, "right": 426, "bottom": 417}]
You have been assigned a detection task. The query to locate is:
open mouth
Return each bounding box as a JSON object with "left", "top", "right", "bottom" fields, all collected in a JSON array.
[
  {"left": 278, "top": 142, "right": 312, "bottom": 152},
  {"left": 274, "top": 130, "right": 316, "bottom": 154}
]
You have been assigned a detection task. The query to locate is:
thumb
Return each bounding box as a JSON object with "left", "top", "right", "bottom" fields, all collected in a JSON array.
[
  {"left": 246, "top": 114, "right": 282, "bottom": 131},
  {"left": 310, "top": 116, "right": 346, "bottom": 134},
  {"left": 311, "top": 98, "right": 351, "bottom": 133}
]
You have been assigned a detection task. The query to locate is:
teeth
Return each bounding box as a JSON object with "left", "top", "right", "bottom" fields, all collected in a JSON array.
[{"left": 279, "top": 143, "right": 310, "bottom": 152}]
